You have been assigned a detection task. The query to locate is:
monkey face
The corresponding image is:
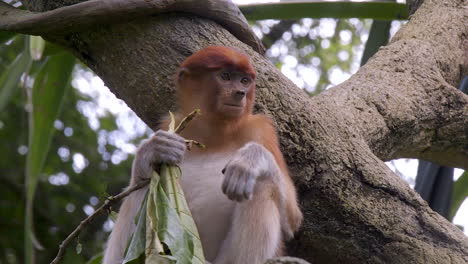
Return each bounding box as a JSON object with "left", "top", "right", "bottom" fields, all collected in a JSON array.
[{"left": 212, "top": 69, "right": 254, "bottom": 118}]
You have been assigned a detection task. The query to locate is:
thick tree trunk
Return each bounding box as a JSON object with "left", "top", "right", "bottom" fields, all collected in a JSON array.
[{"left": 12, "top": 0, "right": 468, "bottom": 263}]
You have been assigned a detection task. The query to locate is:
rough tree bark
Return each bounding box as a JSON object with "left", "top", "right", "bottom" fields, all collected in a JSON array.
[{"left": 2, "top": 0, "right": 467, "bottom": 263}]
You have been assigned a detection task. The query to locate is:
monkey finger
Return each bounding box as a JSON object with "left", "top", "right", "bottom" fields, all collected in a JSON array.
[
  {"left": 155, "top": 147, "right": 184, "bottom": 164},
  {"left": 156, "top": 153, "right": 177, "bottom": 164},
  {"left": 144, "top": 138, "right": 185, "bottom": 158},
  {"left": 221, "top": 176, "right": 229, "bottom": 195},
  {"left": 155, "top": 145, "right": 181, "bottom": 157},
  {"left": 155, "top": 130, "right": 186, "bottom": 144},
  {"left": 234, "top": 176, "right": 248, "bottom": 202},
  {"left": 221, "top": 167, "right": 235, "bottom": 194},
  {"left": 244, "top": 177, "right": 256, "bottom": 200},
  {"left": 154, "top": 137, "right": 186, "bottom": 152},
  {"left": 169, "top": 147, "right": 186, "bottom": 160},
  {"left": 225, "top": 174, "right": 240, "bottom": 201}
]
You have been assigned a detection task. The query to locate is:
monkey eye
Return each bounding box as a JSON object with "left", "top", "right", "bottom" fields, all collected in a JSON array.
[
  {"left": 221, "top": 72, "right": 231, "bottom": 81},
  {"left": 240, "top": 77, "right": 251, "bottom": 85}
]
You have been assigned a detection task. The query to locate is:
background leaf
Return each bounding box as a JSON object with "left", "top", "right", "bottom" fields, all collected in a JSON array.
[
  {"left": 30, "top": 36, "right": 46, "bottom": 61},
  {"left": 25, "top": 52, "right": 75, "bottom": 264},
  {"left": 86, "top": 254, "right": 103, "bottom": 264},
  {"left": 0, "top": 38, "right": 31, "bottom": 112}
]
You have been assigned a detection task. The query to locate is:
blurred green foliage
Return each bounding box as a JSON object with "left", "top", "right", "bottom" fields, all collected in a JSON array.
[{"left": 0, "top": 35, "right": 145, "bottom": 263}]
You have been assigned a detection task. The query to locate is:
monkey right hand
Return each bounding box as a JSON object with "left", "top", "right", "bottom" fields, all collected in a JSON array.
[{"left": 132, "top": 130, "right": 186, "bottom": 183}]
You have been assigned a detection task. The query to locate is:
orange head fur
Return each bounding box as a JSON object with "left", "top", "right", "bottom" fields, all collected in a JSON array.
[{"left": 180, "top": 46, "right": 256, "bottom": 78}]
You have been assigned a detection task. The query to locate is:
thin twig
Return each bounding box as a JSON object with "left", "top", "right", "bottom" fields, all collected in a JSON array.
[
  {"left": 185, "top": 139, "right": 205, "bottom": 150},
  {"left": 175, "top": 109, "right": 205, "bottom": 150},
  {"left": 50, "top": 179, "right": 150, "bottom": 264},
  {"left": 175, "top": 108, "right": 201, "bottom": 133}
]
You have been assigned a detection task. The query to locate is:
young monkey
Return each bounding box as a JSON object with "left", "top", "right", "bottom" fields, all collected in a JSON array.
[{"left": 103, "top": 46, "right": 302, "bottom": 264}]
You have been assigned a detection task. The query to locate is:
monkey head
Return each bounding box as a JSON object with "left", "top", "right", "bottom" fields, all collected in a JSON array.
[{"left": 176, "top": 46, "right": 256, "bottom": 119}]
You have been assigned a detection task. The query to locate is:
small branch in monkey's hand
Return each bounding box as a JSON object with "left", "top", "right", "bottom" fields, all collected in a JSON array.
[
  {"left": 50, "top": 179, "right": 150, "bottom": 264},
  {"left": 174, "top": 109, "right": 205, "bottom": 150},
  {"left": 175, "top": 108, "right": 201, "bottom": 133},
  {"left": 185, "top": 139, "right": 205, "bottom": 150}
]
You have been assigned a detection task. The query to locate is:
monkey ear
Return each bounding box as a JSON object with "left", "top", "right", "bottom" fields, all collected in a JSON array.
[{"left": 177, "top": 67, "right": 190, "bottom": 80}]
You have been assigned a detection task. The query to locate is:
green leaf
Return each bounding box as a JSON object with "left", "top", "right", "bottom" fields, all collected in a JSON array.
[
  {"left": 25, "top": 52, "right": 75, "bottom": 264},
  {"left": 145, "top": 178, "right": 177, "bottom": 264},
  {"left": 86, "top": 254, "right": 103, "bottom": 264},
  {"left": 450, "top": 171, "right": 468, "bottom": 220},
  {"left": 240, "top": 1, "right": 408, "bottom": 21},
  {"left": 30, "top": 36, "right": 46, "bottom": 61},
  {"left": 43, "top": 41, "right": 65, "bottom": 57},
  {"left": 0, "top": 49, "right": 32, "bottom": 112},
  {"left": 110, "top": 211, "right": 119, "bottom": 222},
  {"left": 154, "top": 165, "right": 205, "bottom": 264},
  {"left": 124, "top": 193, "right": 148, "bottom": 264}
]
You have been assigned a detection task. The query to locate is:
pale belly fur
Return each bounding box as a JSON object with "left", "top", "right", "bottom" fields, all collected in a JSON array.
[{"left": 179, "top": 151, "right": 236, "bottom": 261}]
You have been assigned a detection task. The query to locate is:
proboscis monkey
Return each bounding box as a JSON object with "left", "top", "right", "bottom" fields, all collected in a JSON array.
[{"left": 103, "top": 46, "right": 302, "bottom": 264}]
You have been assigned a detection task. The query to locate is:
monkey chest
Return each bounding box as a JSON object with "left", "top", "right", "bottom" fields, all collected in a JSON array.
[
  {"left": 179, "top": 152, "right": 234, "bottom": 201},
  {"left": 179, "top": 152, "right": 236, "bottom": 260}
]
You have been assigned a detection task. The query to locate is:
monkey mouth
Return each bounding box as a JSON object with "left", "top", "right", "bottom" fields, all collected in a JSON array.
[{"left": 224, "top": 103, "right": 242, "bottom": 108}]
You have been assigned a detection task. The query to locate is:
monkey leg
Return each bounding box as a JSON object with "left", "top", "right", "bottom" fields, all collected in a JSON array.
[{"left": 213, "top": 183, "right": 282, "bottom": 264}]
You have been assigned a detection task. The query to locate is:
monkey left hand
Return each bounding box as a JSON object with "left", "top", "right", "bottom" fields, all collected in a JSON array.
[{"left": 221, "top": 142, "right": 280, "bottom": 202}]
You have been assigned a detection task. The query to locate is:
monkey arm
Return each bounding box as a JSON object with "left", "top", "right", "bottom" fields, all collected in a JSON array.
[
  {"left": 216, "top": 142, "right": 296, "bottom": 264},
  {"left": 222, "top": 139, "right": 302, "bottom": 239},
  {"left": 253, "top": 116, "right": 303, "bottom": 239},
  {"left": 257, "top": 139, "right": 303, "bottom": 240},
  {"left": 266, "top": 144, "right": 303, "bottom": 240}
]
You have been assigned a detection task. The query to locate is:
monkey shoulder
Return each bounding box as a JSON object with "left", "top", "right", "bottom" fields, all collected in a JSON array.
[{"left": 244, "top": 114, "right": 280, "bottom": 144}]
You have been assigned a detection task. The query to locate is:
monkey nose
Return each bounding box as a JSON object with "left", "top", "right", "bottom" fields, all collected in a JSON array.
[{"left": 234, "top": 90, "right": 246, "bottom": 100}]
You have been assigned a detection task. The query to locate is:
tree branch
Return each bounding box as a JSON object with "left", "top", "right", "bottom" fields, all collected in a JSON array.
[
  {"left": 50, "top": 179, "right": 149, "bottom": 264},
  {"left": 319, "top": 0, "right": 468, "bottom": 169},
  {"left": 0, "top": 0, "right": 265, "bottom": 53}
]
